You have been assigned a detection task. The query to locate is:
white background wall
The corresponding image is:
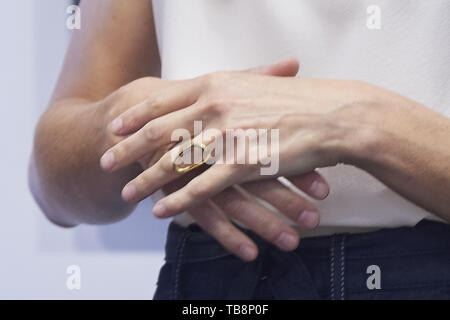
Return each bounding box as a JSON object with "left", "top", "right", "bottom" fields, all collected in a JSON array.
[{"left": 0, "top": 0, "right": 167, "bottom": 299}]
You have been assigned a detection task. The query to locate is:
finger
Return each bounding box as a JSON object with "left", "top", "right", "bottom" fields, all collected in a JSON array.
[
  {"left": 214, "top": 186, "right": 300, "bottom": 251},
  {"left": 157, "top": 167, "right": 260, "bottom": 261},
  {"left": 240, "top": 179, "right": 320, "bottom": 229},
  {"left": 161, "top": 165, "right": 209, "bottom": 194},
  {"left": 187, "top": 200, "right": 259, "bottom": 261},
  {"left": 100, "top": 104, "right": 198, "bottom": 172},
  {"left": 111, "top": 79, "right": 202, "bottom": 135},
  {"left": 244, "top": 57, "right": 300, "bottom": 77},
  {"left": 283, "top": 171, "right": 330, "bottom": 200},
  {"left": 152, "top": 164, "right": 242, "bottom": 218},
  {"left": 121, "top": 145, "right": 187, "bottom": 203},
  {"left": 113, "top": 57, "right": 300, "bottom": 137},
  {"left": 120, "top": 134, "right": 217, "bottom": 203}
]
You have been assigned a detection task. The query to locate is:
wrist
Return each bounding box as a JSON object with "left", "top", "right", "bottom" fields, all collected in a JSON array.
[{"left": 328, "top": 81, "right": 390, "bottom": 168}]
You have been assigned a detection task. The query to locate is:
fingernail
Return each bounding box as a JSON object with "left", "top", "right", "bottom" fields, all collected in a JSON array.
[
  {"left": 153, "top": 202, "right": 167, "bottom": 217},
  {"left": 297, "top": 210, "right": 319, "bottom": 229},
  {"left": 100, "top": 151, "right": 116, "bottom": 171},
  {"left": 122, "top": 184, "right": 137, "bottom": 202},
  {"left": 276, "top": 233, "right": 298, "bottom": 251},
  {"left": 309, "top": 180, "right": 329, "bottom": 199},
  {"left": 110, "top": 117, "right": 123, "bottom": 133},
  {"left": 239, "top": 244, "right": 257, "bottom": 261}
]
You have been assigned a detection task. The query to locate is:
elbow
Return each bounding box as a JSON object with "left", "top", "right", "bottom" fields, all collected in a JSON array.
[
  {"left": 28, "top": 153, "right": 136, "bottom": 227},
  {"left": 28, "top": 155, "right": 78, "bottom": 228},
  {"left": 29, "top": 110, "right": 137, "bottom": 226}
]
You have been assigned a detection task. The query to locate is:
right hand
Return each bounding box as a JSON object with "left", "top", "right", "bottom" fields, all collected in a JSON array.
[{"left": 159, "top": 166, "right": 329, "bottom": 261}]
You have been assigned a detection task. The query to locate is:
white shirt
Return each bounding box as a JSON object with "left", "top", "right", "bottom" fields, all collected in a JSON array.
[{"left": 151, "top": 0, "right": 449, "bottom": 232}]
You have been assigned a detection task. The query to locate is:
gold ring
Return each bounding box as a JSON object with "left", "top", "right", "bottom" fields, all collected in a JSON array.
[{"left": 173, "top": 142, "right": 211, "bottom": 173}]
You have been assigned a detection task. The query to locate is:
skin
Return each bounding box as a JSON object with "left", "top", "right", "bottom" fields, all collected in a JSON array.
[
  {"left": 103, "top": 72, "right": 450, "bottom": 222},
  {"left": 29, "top": 0, "right": 331, "bottom": 261}
]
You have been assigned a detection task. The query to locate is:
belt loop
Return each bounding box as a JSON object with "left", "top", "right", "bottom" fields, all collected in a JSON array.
[{"left": 170, "top": 227, "right": 191, "bottom": 300}]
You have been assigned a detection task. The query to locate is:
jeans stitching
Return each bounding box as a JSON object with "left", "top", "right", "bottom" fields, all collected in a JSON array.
[
  {"left": 330, "top": 236, "right": 335, "bottom": 300},
  {"left": 340, "top": 236, "right": 346, "bottom": 300},
  {"left": 171, "top": 228, "right": 190, "bottom": 300},
  {"left": 347, "top": 249, "right": 450, "bottom": 260}
]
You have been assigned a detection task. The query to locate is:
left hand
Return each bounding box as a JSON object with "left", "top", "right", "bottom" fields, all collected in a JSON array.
[{"left": 102, "top": 70, "right": 378, "bottom": 218}]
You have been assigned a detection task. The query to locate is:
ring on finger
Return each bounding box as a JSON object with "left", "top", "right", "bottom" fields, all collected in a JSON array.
[{"left": 173, "top": 141, "right": 211, "bottom": 173}]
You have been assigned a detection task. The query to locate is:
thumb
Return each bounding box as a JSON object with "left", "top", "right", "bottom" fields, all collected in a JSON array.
[{"left": 245, "top": 57, "right": 300, "bottom": 77}]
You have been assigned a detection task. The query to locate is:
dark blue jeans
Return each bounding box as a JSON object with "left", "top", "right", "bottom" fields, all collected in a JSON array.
[{"left": 153, "top": 219, "right": 450, "bottom": 300}]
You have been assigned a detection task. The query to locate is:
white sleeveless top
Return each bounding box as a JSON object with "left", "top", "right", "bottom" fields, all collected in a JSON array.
[{"left": 151, "top": 0, "right": 449, "bottom": 232}]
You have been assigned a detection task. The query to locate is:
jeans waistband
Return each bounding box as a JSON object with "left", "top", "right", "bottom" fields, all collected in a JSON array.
[{"left": 163, "top": 219, "right": 450, "bottom": 263}]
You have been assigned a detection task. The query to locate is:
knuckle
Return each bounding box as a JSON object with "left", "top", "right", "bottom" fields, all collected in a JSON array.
[
  {"left": 224, "top": 198, "right": 245, "bottom": 215},
  {"left": 134, "top": 175, "right": 151, "bottom": 195},
  {"left": 135, "top": 173, "right": 149, "bottom": 186},
  {"left": 202, "top": 71, "right": 229, "bottom": 89},
  {"left": 122, "top": 112, "right": 139, "bottom": 130},
  {"left": 202, "top": 72, "right": 218, "bottom": 87},
  {"left": 113, "top": 87, "right": 139, "bottom": 111},
  {"left": 265, "top": 222, "right": 285, "bottom": 243},
  {"left": 198, "top": 98, "right": 230, "bottom": 127},
  {"left": 213, "top": 222, "right": 234, "bottom": 241},
  {"left": 229, "top": 238, "right": 247, "bottom": 255},
  {"left": 211, "top": 223, "right": 245, "bottom": 254},
  {"left": 203, "top": 96, "right": 226, "bottom": 114},
  {"left": 123, "top": 96, "right": 161, "bottom": 130},
  {"left": 115, "top": 78, "right": 152, "bottom": 105},
  {"left": 160, "top": 155, "right": 174, "bottom": 172},
  {"left": 144, "top": 121, "right": 162, "bottom": 142},
  {"left": 165, "top": 201, "right": 183, "bottom": 214},
  {"left": 189, "top": 181, "right": 212, "bottom": 198},
  {"left": 105, "top": 129, "right": 122, "bottom": 146},
  {"left": 147, "top": 94, "right": 163, "bottom": 110},
  {"left": 282, "top": 197, "right": 305, "bottom": 215},
  {"left": 115, "top": 83, "right": 133, "bottom": 101},
  {"left": 132, "top": 177, "right": 144, "bottom": 193},
  {"left": 112, "top": 144, "right": 126, "bottom": 162}
]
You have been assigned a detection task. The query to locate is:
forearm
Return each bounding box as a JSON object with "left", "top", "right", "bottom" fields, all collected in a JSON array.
[
  {"left": 30, "top": 98, "right": 141, "bottom": 227},
  {"left": 347, "top": 84, "right": 450, "bottom": 219}
]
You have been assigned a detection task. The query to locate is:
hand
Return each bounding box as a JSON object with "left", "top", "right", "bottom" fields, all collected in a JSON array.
[
  {"left": 100, "top": 58, "right": 304, "bottom": 169},
  {"left": 161, "top": 167, "right": 329, "bottom": 260},
  {"left": 100, "top": 76, "right": 177, "bottom": 157},
  {"left": 102, "top": 65, "right": 368, "bottom": 219},
  {"left": 102, "top": 58, "right": 331, "bottom": 260}
]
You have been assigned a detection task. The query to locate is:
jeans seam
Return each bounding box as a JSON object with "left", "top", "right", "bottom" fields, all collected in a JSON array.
[
  {"left": 340, "top": 235, "right": 346, "bottom": 300},
  {"left": 330, "top": 235, "right": 346, "bottom": 300},
  {"left": 330, "top": 236, "right": 335, "bottom": 300},
  {"left": 171, "top": 228, "right": 191, "bottom": 300}
]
